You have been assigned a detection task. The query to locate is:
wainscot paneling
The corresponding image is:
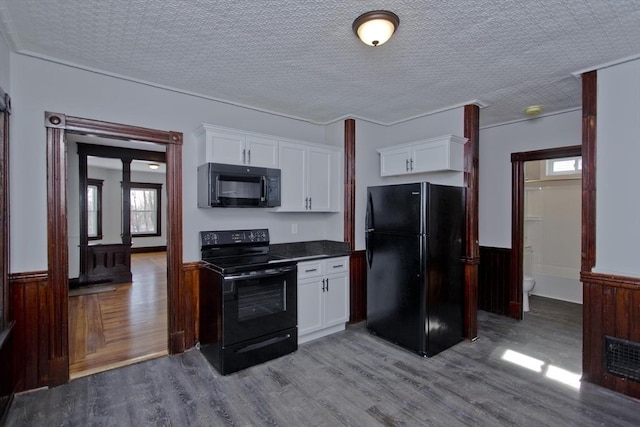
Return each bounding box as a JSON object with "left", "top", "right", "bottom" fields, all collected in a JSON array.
[
  {"left": 9, "top": 271, "right": 49, "bottom": 392},
  {"left": 181, "top": 262, "right": 200, "bottom": 349},
  {"left": 581, "top": 271, "right": 640, "bottom": 399},
  {"left": 0, "top": 321, "right": 15, "bottom": 423},
  {"left": 349, "top": 251, "right": 366, "bottom": 323},
  {"left": 9, "top": 262, "right": 199, "bottom": 393},
  {"left": 478, "top": 247, "right": 511, "bottom": 316}
]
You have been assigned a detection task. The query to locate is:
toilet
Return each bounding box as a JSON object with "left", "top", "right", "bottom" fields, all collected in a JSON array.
[{"left": 523, "top": 246, "right": 536, "bottom": 312}]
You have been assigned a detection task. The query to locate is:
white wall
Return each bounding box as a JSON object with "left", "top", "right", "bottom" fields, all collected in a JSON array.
[
  {"left": 0, "top": 32, "right": 9, "bottom": 92},
  {"left": 479, "top": 111, "right": 582, "bottom": 248},
  {"left": 9, "top": 53, "right": 342, "bottom": 272},
  {"left": 594, "top": 58, "right": 640, "bottom": 277},
  {"left": 353, "top": 108, "right": 466, "bottom": 250},
  {"left": 525, "top": 176, "right": 582, "bottom": 303}
]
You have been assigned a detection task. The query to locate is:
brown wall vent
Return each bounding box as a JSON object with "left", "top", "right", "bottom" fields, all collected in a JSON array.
[{"left": 605, "top": 336, "right": 640, "bottom": 382}]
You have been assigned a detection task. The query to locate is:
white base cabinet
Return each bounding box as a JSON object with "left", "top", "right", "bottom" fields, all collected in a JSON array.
[{"left": 297, "top": 256, "right": 350, "bottom": 344}]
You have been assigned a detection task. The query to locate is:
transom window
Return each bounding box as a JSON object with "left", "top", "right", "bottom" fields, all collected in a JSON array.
[
  {"left": 130, "top": 182, "right": 162, "bottom": 237},
  {"left": 546, "top": 156, "right": 582, "bottom": 176}
]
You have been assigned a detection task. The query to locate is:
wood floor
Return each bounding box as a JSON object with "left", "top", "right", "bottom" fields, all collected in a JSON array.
[
  {"left": 8, "top": 296, "right": 640, "bottom": 426},
  {"left": 68, "top": 252, "right": 168, "bottom": 378}
]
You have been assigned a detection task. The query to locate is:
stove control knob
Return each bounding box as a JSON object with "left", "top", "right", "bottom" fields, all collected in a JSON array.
[{"left": 248, "top": 232, "right": 255, "bottom": 241}]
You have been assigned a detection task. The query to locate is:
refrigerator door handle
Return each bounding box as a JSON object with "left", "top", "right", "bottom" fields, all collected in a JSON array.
[
  {"left": 365, "top": 233, "right": 373, "bottom": 267},
  {"left": 366, "top": 192, "right": 374, "bottom": 230}
]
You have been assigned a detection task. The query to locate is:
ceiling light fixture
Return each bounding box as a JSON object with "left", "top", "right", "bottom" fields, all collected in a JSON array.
[
  {"left": 353, "top": 10, "right": 399, "bottom": 47},
  {"left": 525, "top": 105, "right": 543, "bottom": 116},
  {"left": 148, "top": 163, "right": 160, "bottom": 170}
]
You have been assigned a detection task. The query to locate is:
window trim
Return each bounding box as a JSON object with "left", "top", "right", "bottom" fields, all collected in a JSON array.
[
  {"left": 87, "top": 178, "right": 103, "bottom": 240},
  {"left": 130, "top": 182, "right": 162, "bottom": 237}
]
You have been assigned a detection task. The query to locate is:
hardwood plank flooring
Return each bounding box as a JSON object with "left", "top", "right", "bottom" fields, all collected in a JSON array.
[
  {"left": 8, "top": 296, "right": 640, "bottom": 426},
  {"left": 68, "top": 252, "right": 168, "bottom": 379}
]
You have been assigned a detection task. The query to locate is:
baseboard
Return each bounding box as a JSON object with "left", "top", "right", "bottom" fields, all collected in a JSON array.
[{"left": 131, "top": 246, "right": 167, "bottom": 254}]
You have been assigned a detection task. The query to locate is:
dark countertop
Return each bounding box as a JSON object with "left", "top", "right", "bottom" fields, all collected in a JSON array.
[{"left": 270, "top": 240, "right": 350, "bottom": 261}]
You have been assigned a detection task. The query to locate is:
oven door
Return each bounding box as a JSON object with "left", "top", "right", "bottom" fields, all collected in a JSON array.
[{"left": 222, "top": 265, "right": 297, "bottom": 346}]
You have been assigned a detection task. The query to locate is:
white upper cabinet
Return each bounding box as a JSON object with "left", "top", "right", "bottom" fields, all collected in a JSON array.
[
  {"left": 277, "top": 141, "right": 341, "bottom": 212},
  {"left": 196, "top": 124, "right": 278, "bottom": 168},
  {"left": 378, "top": 135, "right": 467, "bottom": 176}
]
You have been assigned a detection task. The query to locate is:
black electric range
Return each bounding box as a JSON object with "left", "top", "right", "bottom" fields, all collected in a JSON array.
[{"left": 198, "top": 229, "right": 298, "bottom": 375}]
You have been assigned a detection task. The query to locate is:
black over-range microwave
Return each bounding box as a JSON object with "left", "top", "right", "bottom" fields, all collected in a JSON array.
[{"left": 197, "top": 163, "right": 281, "bottom": 207}]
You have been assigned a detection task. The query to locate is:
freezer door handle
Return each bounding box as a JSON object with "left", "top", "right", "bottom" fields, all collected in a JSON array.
[{"left": 366, "top": 192, "right": 374, "bottom": 230}]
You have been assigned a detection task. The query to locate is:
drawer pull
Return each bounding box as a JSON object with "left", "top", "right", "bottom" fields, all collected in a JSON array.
[
  {"left": 332, "top": 264, "right": 343, "bottom": 269},
  {"left": 305, "top": 268, "right": 318, "bottom": 273}
]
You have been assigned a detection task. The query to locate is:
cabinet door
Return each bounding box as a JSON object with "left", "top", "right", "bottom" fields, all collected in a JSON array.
[
  {"left": 411, "top": 140, "right": 449, "bottom": 173},
  {"left": 323, "top": 272, "right": 349, "bottom": 328},
  {"left": 278, "top": 142, "right": 307, "bottom": 211},
  {"left": 379, "top": 147, "right": 411, "bottom": 176},
  {"left": 307, "top": 146, "right": 333, "bottom": 211},
  {"left": 298, "top": 277, "right": 324, "bottom": 336},
  {"left": 245, "top": 136, "right": 278, "bottom": 168},
  {"left": 208, "top": 131, "right": 246, "bottom": 165}
]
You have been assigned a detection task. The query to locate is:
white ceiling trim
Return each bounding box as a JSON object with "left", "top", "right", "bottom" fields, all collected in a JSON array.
[
  {"left": 12, "top": 48, "right": 327, "bottom": 125},
  {"left": 571, "top": 53, "right": 640, "bottom": 78},
  {"left": 324, "top": 99, "right": 490, "bottom": 127},
  {"left": 479, "top": 106, "right": 582, "bottom": 131},
  {"left": 11, "top": 48, "right": 493, "bottom": 128}
]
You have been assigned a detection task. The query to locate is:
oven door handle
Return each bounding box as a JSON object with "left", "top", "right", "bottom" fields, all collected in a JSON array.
[
  {"left": 236, "top": 333, "right": 292, "bottom": 354},
  {"left": 223, "top": 265, "right": 296, "bottom": 281}
]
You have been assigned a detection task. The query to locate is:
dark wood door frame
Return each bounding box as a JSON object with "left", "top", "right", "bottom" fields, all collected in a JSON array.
[
  {"left": 44, "top": 112, "right": 183, "bottom": 385},
  {"left": 510, "top": 145, "right": 582, "bottom": 319}
]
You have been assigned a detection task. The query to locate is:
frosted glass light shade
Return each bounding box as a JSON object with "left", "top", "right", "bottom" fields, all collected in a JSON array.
[{"left": 353, "top": 11, "right": 399, "bottom": 47}]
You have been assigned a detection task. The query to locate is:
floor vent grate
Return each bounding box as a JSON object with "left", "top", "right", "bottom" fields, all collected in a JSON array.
[{"left": 605, "top": 336, "right": 640, "bottom": 382}]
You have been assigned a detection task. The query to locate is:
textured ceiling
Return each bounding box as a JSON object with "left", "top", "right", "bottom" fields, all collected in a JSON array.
[{"left": 0, "top": 0, "right": 638, "bottom": 127}]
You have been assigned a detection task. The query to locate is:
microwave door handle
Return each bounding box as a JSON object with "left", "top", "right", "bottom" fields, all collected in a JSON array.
[
  {"left": 215, "top": 175, "right": 221, "bottom": 203},
  {"left": 261, "top": 176, "right": 267, "bottom": 202}
]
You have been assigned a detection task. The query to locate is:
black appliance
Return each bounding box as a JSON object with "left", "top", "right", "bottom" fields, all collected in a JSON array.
[
  {"left": 197, "top": 163, "right": 281, "bottom": 208},
  {"left": 198, "top": 229, "right": 297, "bottom": 375},
  {"left": 365, "top": 182, "right": 466, "bottom": 357}
]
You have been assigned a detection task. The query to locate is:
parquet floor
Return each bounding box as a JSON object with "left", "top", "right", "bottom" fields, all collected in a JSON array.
[{"left": 68, "top": 252, "right": 168, "bottom": 378}]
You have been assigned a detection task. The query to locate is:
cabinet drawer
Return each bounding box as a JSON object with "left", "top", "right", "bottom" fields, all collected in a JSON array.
[
  {"left": 325, "top": 257, "right": 348, "bottom": 274},
  {"left": 297, "top": 261, "right": 324, "bottom": 279}
]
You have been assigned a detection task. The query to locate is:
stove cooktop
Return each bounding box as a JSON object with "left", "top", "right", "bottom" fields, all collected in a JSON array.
[{"left": 200, "top": 229, "right": 295, "bottom": 275}]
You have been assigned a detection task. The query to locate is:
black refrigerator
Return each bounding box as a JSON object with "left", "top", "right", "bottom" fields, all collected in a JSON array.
[{"left": 365, "top": 182, "right": 465, "bottom": 357}]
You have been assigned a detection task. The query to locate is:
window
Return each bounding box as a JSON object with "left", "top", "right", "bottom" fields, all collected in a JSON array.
[
  {"left": 546, "top": 156, "right": 582, "bottom": 177},
  {"left": 87, "top": 179, "right": 103, "bottom": 240},
  {"left": 130, "top": 182, "right": 162, "bottom": 237}
]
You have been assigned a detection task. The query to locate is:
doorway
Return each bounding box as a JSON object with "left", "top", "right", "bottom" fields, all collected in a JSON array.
[
  {"left": 510, "top": 145, "right": 582, "bottom": 319},
  {"left": 44, "top": 112, "right": 184, "bottom": 385},
  {"left": 67, "top": 142, "right": 170, "bottom": 377}
]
